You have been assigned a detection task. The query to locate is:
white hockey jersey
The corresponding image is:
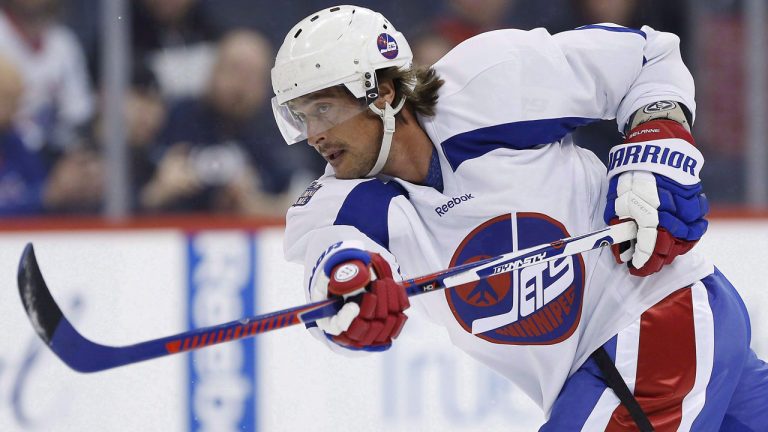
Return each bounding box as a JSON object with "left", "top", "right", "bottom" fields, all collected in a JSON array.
[{"left": 284, "top": 25, "right": 714, "bottom": 415}]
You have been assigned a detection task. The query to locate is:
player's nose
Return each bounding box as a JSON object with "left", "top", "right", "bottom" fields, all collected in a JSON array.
[
  {"left": 308, "top": 133, "right": 324, "bottom": 146},
  {"left": 307, "top": 134, "right": 326, "bottom": 148},
  {"left": 307, "top": 122, "right": 326, "bottom": 147}
]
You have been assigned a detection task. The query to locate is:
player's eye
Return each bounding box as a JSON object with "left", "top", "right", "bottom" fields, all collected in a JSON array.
[{"left": 315, "top": 103, "right": 331, "bottom": 116}]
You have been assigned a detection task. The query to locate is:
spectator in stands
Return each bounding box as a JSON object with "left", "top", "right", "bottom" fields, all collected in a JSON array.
[
  {"left": 0, "top": 0, "right": 93, "bottom": 159},
  {"left": 82, "top": 64, "right": 167, "bottom": 212},
  {"left": 563, "top": 0, "right": 688, "bottom": 42},
  {"left": 0, "top": 54, "right": 47, "bottom": 216},
  {"left": 410, "top": 30, "right": 455, "bottom": 67},
  {"left": 41, "top": 143, "right": 104, "bottom": 213},
  {"left": 411, "top": 0, "right": 514, "bottom": 65},
  {"left": 0, "top": 24, "right": 100, "bottom": 216},
  {"left": 125, "top": 66, "right": 168, "bottom": 211},
  {"left": 141, "top": 29, "right": 317, "bottom": 215},
  {"left": 570, "top": 0, "right": 641, "bottom": 26},
  {"left": 407, "top": 0, "right": 567, "bottom": 66},
  {"left": 131, "top": 0, "right": 223, "bottom": 100},
  {"left": 688, "top": 2, "right": 748, "bottom": 203},
  {"left": 438, "top": 0, "right": 515, "bottom": 44}
]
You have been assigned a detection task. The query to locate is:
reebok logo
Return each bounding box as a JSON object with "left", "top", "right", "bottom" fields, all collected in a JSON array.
[{"left": 435, "top": 194, "right": 474, "bottom": 217}]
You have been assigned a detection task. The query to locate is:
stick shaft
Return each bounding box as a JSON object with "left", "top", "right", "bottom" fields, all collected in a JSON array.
[
  {"left": 114, "top": 221, "right": 636, "bottom": 357},
  {"left": 18, "top": 221, "right": 636, "bottom": 372}
]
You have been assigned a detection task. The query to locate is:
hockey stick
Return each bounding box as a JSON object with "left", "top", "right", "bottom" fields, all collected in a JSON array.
[{"left": 17, "top": 221, "right": 636, "bottom": 373}]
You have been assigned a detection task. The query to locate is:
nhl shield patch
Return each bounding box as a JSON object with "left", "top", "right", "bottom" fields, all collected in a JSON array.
[{"left": 293, "top": 181, "right": 323, "bottom": 207}]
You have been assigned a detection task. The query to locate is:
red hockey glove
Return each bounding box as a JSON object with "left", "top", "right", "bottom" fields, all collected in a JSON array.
[{"left": 320, "top": 248, "right": 409, "bottom": 351}]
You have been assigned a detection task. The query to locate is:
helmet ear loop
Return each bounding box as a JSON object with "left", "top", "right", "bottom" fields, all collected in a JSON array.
[{"left": 365, "top": 95, "right": 406, "bottom": 178}]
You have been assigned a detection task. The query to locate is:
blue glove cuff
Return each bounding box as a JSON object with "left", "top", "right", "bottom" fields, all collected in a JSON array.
[{"left": 323, "top": 248, "right": 372, "bottom": 278}]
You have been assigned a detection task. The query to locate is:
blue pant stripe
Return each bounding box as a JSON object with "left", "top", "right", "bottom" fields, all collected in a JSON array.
[
  {"left": 688, "top": 269, "right": 750, "bottom": 430},
  {"left": 540, "top": 337, "right": 618, "bottom": 431}
]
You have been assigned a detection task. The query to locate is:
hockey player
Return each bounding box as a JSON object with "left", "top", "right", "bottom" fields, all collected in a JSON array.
[{"left": 271, "top": 6, "right": 768, "bottom": 431}]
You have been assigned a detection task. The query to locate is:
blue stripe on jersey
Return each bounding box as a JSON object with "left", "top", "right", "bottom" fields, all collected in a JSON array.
[
  {"left": 574, "top": 24, "right": 647, "bottom": 39},
  {"left": 334, "top": 179, "right": 409, "bottom": 250},
  {"left": 440, "top": 117, "right": 598, "bottom": 171}
]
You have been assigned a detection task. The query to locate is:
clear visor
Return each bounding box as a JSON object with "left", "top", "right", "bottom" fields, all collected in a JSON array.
[{"left": 271, "top": 87, "right": 370, "bottom": 145}]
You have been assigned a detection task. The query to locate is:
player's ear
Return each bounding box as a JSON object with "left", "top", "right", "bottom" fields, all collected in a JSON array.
[{"left": 374, "top": 79, "right": 396, "bottom": 109}]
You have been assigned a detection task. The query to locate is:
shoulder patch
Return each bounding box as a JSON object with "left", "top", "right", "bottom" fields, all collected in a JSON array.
[{"left": 293, "top": 181, "right": 323, "bottom": 207}]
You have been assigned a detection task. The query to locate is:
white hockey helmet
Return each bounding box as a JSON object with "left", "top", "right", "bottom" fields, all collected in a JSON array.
[{"left": 271, "top": 5, "right": 413, "bottom": 176}]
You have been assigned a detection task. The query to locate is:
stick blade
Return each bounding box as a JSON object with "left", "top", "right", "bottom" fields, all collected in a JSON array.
[
  {"left": 17, "top": 243, "right": 64, "bottom": 346},
  {"left": 17, "top": 243, "right": 116, "bottom": 373}
]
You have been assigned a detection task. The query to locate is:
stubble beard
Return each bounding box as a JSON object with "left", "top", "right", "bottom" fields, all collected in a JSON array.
[{"left": 330, "top": 139, "right": 380, "bottom": 180}]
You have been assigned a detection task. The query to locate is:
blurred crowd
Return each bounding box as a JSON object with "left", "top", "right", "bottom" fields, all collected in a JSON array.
[{"left": 0, "top": 0, "right": 759, "bottom": 217}]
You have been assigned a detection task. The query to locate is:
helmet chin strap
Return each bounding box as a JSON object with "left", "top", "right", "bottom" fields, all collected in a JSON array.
[{"left": 365, "top": 97, "right": 407, "bottom": 178}]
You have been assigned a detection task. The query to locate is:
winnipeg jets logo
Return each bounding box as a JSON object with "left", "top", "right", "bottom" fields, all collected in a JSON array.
[
  {"left": 377, "top": 33, "right": 399, "bottom": 59},
  {"left": 446, "top": 213, "right": 585, "bottom": 345}
]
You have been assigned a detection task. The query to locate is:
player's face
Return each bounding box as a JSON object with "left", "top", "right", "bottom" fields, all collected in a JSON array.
[{"left": 288, "top": 88, "right": 382, "bottom": 179}]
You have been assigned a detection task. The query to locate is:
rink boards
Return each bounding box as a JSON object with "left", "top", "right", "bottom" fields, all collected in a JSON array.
[{"left": 0, "top": 220, "right": 766, "bottom": 432}]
